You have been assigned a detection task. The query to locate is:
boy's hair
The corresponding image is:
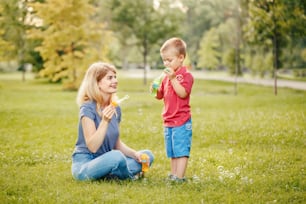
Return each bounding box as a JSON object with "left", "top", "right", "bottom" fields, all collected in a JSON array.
[{"left": 160, "top": 37, "right": 187, "bottom": 57}]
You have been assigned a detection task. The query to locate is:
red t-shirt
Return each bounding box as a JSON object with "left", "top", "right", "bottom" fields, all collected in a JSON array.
[{"left": 158, "top": 66, "right": 194, "bottom": 127}]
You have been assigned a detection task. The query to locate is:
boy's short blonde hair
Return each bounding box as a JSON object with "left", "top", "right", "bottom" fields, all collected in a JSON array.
[{"left": 160, "top": 37, "right": 187, "bottom": 57}]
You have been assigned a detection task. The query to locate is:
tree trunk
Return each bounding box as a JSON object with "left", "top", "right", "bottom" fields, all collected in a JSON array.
[
  {"left": 234, "top": 0, "right": 241, "bottom": 96},
  {"left": 272, "top": 1, "right": 278, "bottom": 96},
  {"left": 273, "top": 34, "right": 278, "bottom": 96},
  {"left": 143, "top": 38, "right": 148, "bottom": 85}
]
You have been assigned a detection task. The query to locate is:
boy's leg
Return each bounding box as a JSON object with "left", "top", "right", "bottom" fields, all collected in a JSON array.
[
  {"left": 175, "top": 156, "right": 188, "bottom": 179},
  {"left": 164, "top": 127, "right": 175, "bottom": 176},
  {"left": 171, "top": 158, "right": 177, "bottom": 176},
  {"left": 171, "top": 119, "right": 192, "bottom": 179}
]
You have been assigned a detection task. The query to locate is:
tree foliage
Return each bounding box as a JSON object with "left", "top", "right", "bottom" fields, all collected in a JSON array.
[
  {"left": 108, "top": 0, "right": 183, "bottom": 84},
  {"left": 198, "top": 28, "right": 220, "bottom": 69},
  {"left": 0, "top": 0, "right": 305, "bottom": 87},
  {"left": 27, "top": 0, "right": 113, "bottom": 89},
  {"left": 181, "top": 0, "right": 216, "bottom": 65},
  {"left": 244, "top": 0, "right": 306, "bottom": 94},
  {"left": 245, "top": 0, "right": 306, "bottom": 69},
  {"left": 0, "top": 0, "right": 27, "bottom": 62},
  {"left": 0, "top": 29, "right": 14, "bottom": 60}
]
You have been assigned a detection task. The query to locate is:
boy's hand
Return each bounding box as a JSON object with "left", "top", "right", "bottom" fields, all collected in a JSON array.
[
  {"left": 164, "top": 68, "right": 176, "bottom": 80},
  {"left": 149, "top": 82, "right": 153, "bottom": 93}
]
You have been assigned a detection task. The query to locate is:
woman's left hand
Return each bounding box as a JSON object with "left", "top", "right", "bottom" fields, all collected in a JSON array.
[{"left": 134, "top": 151, "right": 142, "bottom": 163}]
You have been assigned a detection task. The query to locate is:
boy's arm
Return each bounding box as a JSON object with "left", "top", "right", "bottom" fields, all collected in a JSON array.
[
  {"left": 155, "top": 80, "right": 164, "bottom": 99},
  {"left": 169, "top": 77, "right": 188, "bottom": 98},
  {"left": 156, "top": 88, "right": 163, "bottom": 99}
]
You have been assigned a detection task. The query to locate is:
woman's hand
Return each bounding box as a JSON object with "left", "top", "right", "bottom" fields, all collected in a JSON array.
[
  {"left": 102, "top": 105, "right": 115, "bottom": 122},
  {"left": 134, "top": 151, "right": 150, "bottom": 166},
  {"left": 134, "top": 151, "right": 142, "bottom": 163}
]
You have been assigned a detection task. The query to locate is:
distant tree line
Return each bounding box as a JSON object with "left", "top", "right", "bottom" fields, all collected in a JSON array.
[{"left": 0, "top": 0, "right": 305, "bottom": 89}]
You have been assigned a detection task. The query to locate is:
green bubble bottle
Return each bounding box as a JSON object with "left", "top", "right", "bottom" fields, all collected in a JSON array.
[{"left": 151, "top": 72, "right": 165, "bottom": 96}]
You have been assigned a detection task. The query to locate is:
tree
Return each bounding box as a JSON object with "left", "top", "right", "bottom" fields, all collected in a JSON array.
[
  {"left": 108, "top": 0, "right": 183, "bottom": 84},
  {"left": 245, "top": 0, "right": 306, "bottom": 95},
  {"left": 28, "top": 0, "right": 113, "bottom": 89},
  {"left": 181, "top": 0, "right": 215, "bottom": 68},
  {"left": 282, "top": 0, "right": 306, "bottom": 71},
  {"left": 0, "top": 29, "right": 14, "bottom": 61},
  {"left": 197, "top": 27, "right": 220, "bottom": 69},
  {"left": 0, "top": 0, "right": 32, "bottom": 80}
]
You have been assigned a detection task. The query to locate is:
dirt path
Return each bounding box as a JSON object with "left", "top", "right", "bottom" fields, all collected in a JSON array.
[
  {"left": 121, "top": 69, "right": 306, "bottom": 91},
  {"left": 195, "top": 74, "right": 306, "bottom": 91}
]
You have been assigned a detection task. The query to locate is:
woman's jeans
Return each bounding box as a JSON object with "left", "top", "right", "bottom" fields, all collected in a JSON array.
[{"left": 71, "top": 150, "right": 154, "bottom": 181}]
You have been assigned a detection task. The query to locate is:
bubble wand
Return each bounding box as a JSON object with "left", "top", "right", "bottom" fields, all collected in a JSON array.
[{"left": 111, "top": 95, "right": 129, "bottom": 107}]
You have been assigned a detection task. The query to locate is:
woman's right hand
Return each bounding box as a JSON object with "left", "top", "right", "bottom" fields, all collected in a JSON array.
[{"left": 102, "top": 105, "right": 115, "bottom": 122}]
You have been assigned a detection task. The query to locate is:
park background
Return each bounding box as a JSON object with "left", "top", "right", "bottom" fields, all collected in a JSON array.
[{"left": 0, "top": 0, "right": 305, "bottom": 203}]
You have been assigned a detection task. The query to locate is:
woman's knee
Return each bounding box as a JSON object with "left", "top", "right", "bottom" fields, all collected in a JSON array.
[
  {"left": 111, "top": 150, "right": 127, "bottom": 166},
  {"left": 72, "top": 165, "right": 90, "bottom": 181}
]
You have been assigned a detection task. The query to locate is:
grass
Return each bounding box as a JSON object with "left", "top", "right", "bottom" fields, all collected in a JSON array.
[{"left": 0, "top": 72, "right": 305, "bottom": 203}]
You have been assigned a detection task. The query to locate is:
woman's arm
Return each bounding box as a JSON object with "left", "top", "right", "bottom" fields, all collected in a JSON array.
[
  {"left": 115, "top": 139, "right": 141, "bottom": 162},
  {"left": 82, "top": 105, "right": 115, "bottom": 153}
]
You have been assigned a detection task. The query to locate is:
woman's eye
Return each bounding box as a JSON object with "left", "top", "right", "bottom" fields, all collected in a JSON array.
[{"left": 107, "top": 76, "right": 116, "bottom": 80}]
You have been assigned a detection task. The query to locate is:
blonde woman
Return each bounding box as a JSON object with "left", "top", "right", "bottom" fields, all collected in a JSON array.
[{"left": 72, "top": 62, "right": 154, "bottom": 181}]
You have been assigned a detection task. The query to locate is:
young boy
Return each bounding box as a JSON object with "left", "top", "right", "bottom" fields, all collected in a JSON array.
[{"left": 153, "top": 37, "right": 194, "bottom": 182}]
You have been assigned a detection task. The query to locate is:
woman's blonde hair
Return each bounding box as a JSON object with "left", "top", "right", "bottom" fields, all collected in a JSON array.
[{"left": 76, "top": 62, "right": 117, "bottom": 107}]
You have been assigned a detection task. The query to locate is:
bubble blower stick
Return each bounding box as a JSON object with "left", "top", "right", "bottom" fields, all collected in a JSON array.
[
  {"left": 141, "top": 153, "right": 150, "bottom": 173},
  {"left": 111, "top": 95, "right": 129, "bottom": 107}
]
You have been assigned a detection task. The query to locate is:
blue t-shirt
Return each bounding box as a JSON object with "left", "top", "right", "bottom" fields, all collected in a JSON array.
[{"left": 73, "top": 101, "right": 121, "bottom": 156}]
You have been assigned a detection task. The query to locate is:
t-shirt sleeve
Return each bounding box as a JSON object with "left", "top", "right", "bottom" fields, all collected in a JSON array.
[
  {"left": 181, "top": 73, "right": 194, "bottom": 95},
  {"left": 116, "top": 106, "right": 122, "bottom": 123},
  {"left": 80, "top": 103, "right": 96, "bottom": 121}
]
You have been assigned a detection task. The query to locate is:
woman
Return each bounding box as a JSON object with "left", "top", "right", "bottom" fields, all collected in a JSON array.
[{"left": 71, "top": 62, "right": 154, "bottom": 181}]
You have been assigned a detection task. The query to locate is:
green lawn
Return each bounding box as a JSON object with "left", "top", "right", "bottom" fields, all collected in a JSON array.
[{"left": 0, "top": 73, "right": 305, "bottom": 203}]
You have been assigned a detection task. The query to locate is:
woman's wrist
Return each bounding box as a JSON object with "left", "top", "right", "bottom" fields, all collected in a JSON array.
[
  {"left": 134, "top": 151, "right": 141, "bottom": 162},
  {"left": 101, "top": 118, "right": 110, "bottom": 125}
]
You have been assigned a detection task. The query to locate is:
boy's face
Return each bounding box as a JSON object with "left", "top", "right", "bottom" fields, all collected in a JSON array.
[{"left": 161, "top": 48, "right": 184, "bottom": 72}]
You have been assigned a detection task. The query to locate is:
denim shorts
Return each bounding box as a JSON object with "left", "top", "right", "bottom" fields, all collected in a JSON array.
[{"left": 164, "top": 119, "right": 192, "bottom": 158}]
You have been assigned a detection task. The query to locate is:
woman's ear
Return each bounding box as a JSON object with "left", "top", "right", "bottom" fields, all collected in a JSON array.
[{"left": 97, "top": 80, "right": 102, "bottom": 91}]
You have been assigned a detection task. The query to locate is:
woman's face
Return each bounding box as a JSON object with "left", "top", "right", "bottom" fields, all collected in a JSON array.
[{"left": 98, "top": 71, "right": 118, "bottom": 94}]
